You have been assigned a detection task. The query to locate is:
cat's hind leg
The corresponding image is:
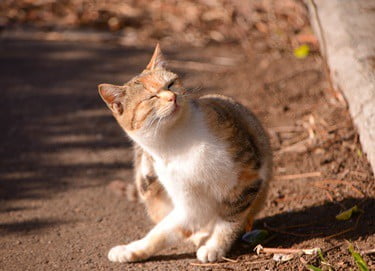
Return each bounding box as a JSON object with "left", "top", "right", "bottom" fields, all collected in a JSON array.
[
  {"left": 196, "top": 218, "right": 243, "bottom": 263},
  {"left": 196, "top": 177, "right": 265, "bottom": 263}
]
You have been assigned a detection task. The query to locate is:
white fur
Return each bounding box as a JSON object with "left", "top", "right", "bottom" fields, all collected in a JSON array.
[
  {"left": 109, "top": 105, "right": 240, "bottom": 263},
  {"left": 132, "top": 106, "right": 236, "bottom": 227}
]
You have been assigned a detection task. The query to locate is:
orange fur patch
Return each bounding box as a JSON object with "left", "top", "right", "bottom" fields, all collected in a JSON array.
[
  {"left": 139, "top": 76, "right": 162, "bottom": 92},
  {"left": 238, "top": 169, "right": 258, "bottom": 182},
  {"left": 177, "top": 227, "right": 192, "bottom": 238}
]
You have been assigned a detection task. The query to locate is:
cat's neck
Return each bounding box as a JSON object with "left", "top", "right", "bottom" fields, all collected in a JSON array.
[{"left": 129, "top": 101, "right": 206, "bottom": 161}]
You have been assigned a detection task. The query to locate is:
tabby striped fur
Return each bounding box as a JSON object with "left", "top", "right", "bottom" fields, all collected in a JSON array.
[{"left": 98, "top": 44, "right": 272, "bottom": 263}]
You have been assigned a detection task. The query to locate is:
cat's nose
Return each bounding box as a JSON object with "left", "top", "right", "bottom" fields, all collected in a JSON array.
[{"left": 159, "top": 91, "right": 176, "bottom": 103}]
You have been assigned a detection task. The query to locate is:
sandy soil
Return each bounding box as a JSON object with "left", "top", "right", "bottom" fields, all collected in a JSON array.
[{"left": 0, "top": 38, "right": 374, "bottom": 271}]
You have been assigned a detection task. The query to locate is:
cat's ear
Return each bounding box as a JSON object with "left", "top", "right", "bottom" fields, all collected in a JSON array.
[
  {"left": 98, "top": 84, "right": 125, "bottom": 115},
  {"left": 146, "top": 43, "right": 166, "bottom": 70}
]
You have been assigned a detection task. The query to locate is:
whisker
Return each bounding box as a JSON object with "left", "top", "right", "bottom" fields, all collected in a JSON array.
[
  {"left": 148, "top": 116, "right": 158, "bottom": 128},
  {"left": 154, "top": 118, "right": 162, "bottom": 136},
  {"left": 186, "top": 85, "right": 203, "bottom": 94}
]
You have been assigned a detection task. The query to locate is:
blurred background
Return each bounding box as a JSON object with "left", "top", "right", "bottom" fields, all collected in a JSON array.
[{"left": 0, "top": 0, "right": 316, "bottom": 52}]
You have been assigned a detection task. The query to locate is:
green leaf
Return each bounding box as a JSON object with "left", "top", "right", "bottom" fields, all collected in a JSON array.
[
  {"left": 306, "top": 264, "right": 323, "bottom": 271},
  {"left": 335, "top": 205, "right": 363, "bottom": 221},
  {"left": 317, "top": 249, "right": 333, "bottom": 271},
  {"left": 348, "top": 244, "right": 369, "bottom": 271},
  {"left": 241, "top": 229, "right": 268, "bottom": 246},
  {"left": 294, "top": 44, "right": 310, "bottom": 59},
  {"left": 317, "top": 248, "right": 325, "bottom": 261}
]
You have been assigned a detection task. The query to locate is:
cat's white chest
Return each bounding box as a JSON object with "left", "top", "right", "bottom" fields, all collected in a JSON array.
[
  {"left": 154, "top": 139, "right": 236, "bottom": 206},
  {"left": 154, "top": 143, "right": 208, "bottom": 185},
  {"left": 132, "top": 109, "right": 237, "bottom": 213}
]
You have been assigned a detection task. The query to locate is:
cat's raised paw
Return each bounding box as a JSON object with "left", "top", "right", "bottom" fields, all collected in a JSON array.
[
  {"left": 197, "top": 245, "right": 225, "bottom": 263},
  {"left": 108, "top": 243, "right": 147, "bottom": 263}
]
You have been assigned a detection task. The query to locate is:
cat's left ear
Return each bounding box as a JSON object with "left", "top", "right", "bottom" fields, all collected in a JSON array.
[
  {"left": 146, "top": 43, "right": 166, "bottom": 70},
  {"left": 98, "top": 83, "right": 125, "bottom": 115}
]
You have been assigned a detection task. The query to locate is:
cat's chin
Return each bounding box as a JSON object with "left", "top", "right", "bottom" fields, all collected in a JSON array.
[
  {"left": 131, "top": 103, "right": 186, "bottom": 140},
  {"left": 158, "top": 104, "right": 182, "bottom": 123},
  {"left": 147, "top": 105, "right": 183, "bottom": 133}
]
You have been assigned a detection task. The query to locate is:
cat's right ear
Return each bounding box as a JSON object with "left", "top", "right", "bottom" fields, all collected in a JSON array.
[
  {"left": 98, "top": 84, "right": 125, "bottom": 115},
  {"left": 145, "top": 43, "right": 166, "bottom": 70}
]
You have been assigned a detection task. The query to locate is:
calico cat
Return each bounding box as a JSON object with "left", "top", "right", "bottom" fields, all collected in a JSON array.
[{"left": 98, "top": 44, "right": 272, "bottom": 263}]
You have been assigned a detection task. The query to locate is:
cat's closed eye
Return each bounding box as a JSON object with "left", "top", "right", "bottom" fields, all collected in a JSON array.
[
  {"left": 167, "top": 80, "right": 175, "bottom": 90},
  {"left": 166, "top": 79, "right": 185, "bottom": 94}
]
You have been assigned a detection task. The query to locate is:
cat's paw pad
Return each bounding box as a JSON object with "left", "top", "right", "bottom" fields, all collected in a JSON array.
[
  {"left": 108, "top": 243, "right": 147, "bottom": 263},
  {"left": 196, "top": 245, "right": 225, "bottom": 263}
]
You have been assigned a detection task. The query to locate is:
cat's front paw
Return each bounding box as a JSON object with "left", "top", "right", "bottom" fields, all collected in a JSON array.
[
  {"left": 108, "top": 242, "right": 148, "bottom": 263},
  {"left": 196, "top": 245, "right": 225, "bottom": 263}
]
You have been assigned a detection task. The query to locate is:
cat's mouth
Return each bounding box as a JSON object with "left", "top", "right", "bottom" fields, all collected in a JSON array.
[
  {"left": 161, "top": 104, "right": 179, "bottom": 120},
  {"left": 171, "top": 103, "right": 180, "bottom": 115},
  {"left": 158, "top": 103, "right": 180, "bottom": 122}
]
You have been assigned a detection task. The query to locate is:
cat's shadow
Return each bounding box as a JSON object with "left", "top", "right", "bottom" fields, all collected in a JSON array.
[
  {"left": 149, "top": 252, "right": 196, "bottom": 262},
  {"left": 142, "top": 197, "right": 374, "bottom": 262},
  {"left": 229, "top": 196, "right": 374, "bottom": 258}
]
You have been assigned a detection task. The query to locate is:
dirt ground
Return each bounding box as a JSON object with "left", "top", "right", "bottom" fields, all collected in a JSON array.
[{"left": 0, "top": 34, "right": 374, "bottom": 271}]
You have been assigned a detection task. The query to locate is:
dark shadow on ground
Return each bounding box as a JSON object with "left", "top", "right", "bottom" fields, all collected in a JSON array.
[
  {"left": 230, "top": 197, "right": 375, "bottom": 257},
  {"left": 145, "top": 252, "right": 196, "bottom": 263},
  {"left": 0, "top": 39, "right": 219, "bottom": 208},
  {"left": 0, "top": 39, "right": 148, "bottom": 205},
  {"left": 0, "top": 218, "right": 68, "bottom": 234}
]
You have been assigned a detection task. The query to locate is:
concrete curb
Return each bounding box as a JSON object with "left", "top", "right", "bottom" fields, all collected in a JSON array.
[{"left": 307, "top": 0, "right": 375, "bottom": 172}]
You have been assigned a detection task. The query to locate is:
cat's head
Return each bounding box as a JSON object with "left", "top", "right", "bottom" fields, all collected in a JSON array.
[{"left": 98, "top": 44, "right": 188, "bottom": 136}]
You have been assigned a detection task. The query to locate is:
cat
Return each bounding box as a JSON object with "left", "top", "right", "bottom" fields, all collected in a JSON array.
[{"left": 98, "top": 44, "right": 273, "bottom": 263}]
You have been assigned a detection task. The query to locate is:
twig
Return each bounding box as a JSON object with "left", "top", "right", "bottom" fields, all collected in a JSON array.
[
  {"left": 282, "top": 134, "right": 309, "bottom": 147},
  {"left": 254, "top": 245, "right": 319, "bottom": 255},
  {"left": 323, "top": 190, "right": 334, "bottom": 202},
  {"left": 279, "top": 223, "right": 315, "bottom": 230},
  {"left": 262, "top": 234, "right": 278, "bottom": 246},
  {"left": 275, "top": 138, "right": 310, "bottom": 154},
  {"left": 264, "top": 223, "right": 323, "bottom": 237},
  {"left": 314, "top": 179, "right": 365, "bottom": 197},
  {"left": 243, "top": 259, "right": 273, "bottom": 265},
  {"left": 302, "top": 244, "right": 341, "bottom": 267},
  {"left": 312, "top": 183, "right": 335, "bottom": 202},
  {"left": 325, "top": 213, "right": 362, "bottom": 239},
  {"left": 276, "top": 171, "right": 321, "bottom": 181},
  {"left": 221, "top": 256, "right": 238, "bottom": 263},
  {"left": 362, "top": 248, "right": 375, "bottom": 255}
]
